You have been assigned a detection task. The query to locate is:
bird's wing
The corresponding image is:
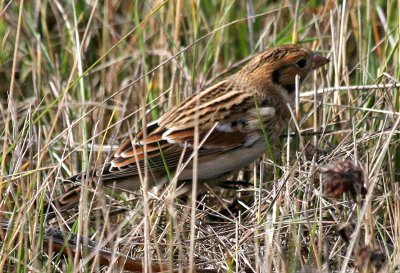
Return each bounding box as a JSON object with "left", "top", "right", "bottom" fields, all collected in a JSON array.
[
  {"left": 107, "top": 80, "right": 278, "bottom": 178},
  {"left": 69, "top": 80, "right": 276, "bottom": 183}
]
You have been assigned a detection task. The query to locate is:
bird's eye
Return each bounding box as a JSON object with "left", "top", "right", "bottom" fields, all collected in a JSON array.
[{"left": 296, "top": 58, "right": 307, "bottom": 68}]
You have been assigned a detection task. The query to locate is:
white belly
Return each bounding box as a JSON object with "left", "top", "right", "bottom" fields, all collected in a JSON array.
[{"left": 177, "top": 139, "right": 266, "bottom": 180}]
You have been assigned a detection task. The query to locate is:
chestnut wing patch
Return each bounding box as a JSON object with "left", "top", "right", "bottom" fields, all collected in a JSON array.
[{"left": 101, "top": 119, "right": 255, "bottom": 179}]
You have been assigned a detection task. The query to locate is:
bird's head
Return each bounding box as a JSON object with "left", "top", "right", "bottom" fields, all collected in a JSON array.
[{"left": 242, "top": 44, "right": 329, "bottom": 92}]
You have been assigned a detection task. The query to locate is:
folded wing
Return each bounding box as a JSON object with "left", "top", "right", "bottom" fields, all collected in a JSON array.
[{"left": 68, "top": 80, "right": 276, "bottom": 184}]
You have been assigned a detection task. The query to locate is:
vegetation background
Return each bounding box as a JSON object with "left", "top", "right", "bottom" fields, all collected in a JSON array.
[{"left": 0, "top": 0, "right": 399, "bottom": 272}]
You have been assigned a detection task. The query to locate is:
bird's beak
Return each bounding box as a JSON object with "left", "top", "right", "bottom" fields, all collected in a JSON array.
[{"left": 311, "top": 54, "right": 329, "bottom": 69}]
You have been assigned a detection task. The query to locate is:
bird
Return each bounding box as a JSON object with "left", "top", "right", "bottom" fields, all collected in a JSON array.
[{"left": 53, "top": 44, "right": 329, "bottom": 210}]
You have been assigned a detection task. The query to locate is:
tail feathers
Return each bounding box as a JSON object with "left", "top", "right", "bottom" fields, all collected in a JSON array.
[
  {"left": 46, "top": 174, "right": 137, "bottom": 220},
  {"left": 46, "top": 183, "right": 126, "bottom": 220},
  {"left": 65, "top": 168, "right": 99, "bottom": 183},
  {"left": 54, "top": 185, "right": 82, "bottom": 208},
  {"left": 45, "top": 170, "right": 98, "bottom": 217},
  {"left": 45, "top": 185, "right": 84, "bottom": 219},
  {"left": 46, "top": 170, "right": 101, "bottom": 219}
]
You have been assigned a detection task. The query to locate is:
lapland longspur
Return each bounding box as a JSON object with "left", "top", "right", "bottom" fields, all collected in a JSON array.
[{"left": 55, "top": 44, "right": 329, "bottom": 208}]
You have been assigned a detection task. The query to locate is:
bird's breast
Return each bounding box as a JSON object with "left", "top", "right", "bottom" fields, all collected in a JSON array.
[{"left": 244, "top": 105, "right": 288, "bottom": 144}]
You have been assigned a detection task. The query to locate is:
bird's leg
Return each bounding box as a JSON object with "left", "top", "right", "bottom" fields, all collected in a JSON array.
[
  {"left": 215, "top": 180, "right": 253, "bottom": 190},
  {"left": 207, "top": 197, "right": 253, "bottom": 220},
  {"left": 303, "top": 141, "right": 336, "bottom": 162}
]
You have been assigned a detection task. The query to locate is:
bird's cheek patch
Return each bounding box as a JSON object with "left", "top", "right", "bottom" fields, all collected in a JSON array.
[
  {"left": 247, "top": 107, "right": 276, "bottom": 119},
  {"left": 272, "top": 69, "right": 281, "bottom": 84}
]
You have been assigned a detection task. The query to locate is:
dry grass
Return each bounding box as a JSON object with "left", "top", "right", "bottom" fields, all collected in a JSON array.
[{"left": 0, "top": 1, "right": 399, "bottom": 272}]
